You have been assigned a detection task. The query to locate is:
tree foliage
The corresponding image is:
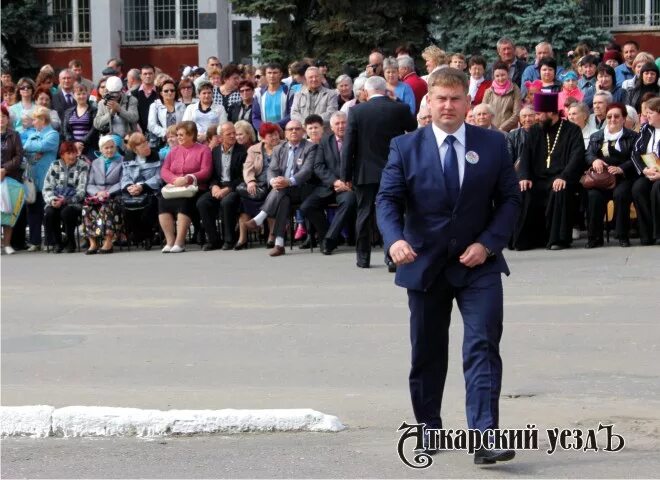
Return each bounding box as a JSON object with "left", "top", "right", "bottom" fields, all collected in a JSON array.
[
  {"left": 430, "top": 0, "right": 611, "bottom": 65},
  {"left": 1, "top": 0, "right": 54, "bottom": 78},
  {"left": 230, "top": 0, "right": 434, "bottom": 75}
]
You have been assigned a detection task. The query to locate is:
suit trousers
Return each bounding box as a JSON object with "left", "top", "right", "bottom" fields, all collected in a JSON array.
[
  {"left": 260, "top": 187, "right": 302, "bottom": 238},
  {"left": 632, "top": 176, "right": 660, "bottom": 244},
  {"left": 354, "top": 183, "right": 379, "bottom": 263},
  {"left": 407, "top": 272, "right": 504, "bottom": 432},
  {"left": 44, "top": 205, "right": 82, "bottom": 247},
  {"left": 586, "top": 178, "right": 634, "bottom": 241},
  {"left": 196, "top": 191, "right": 241, "bottom": 245},
  {"left": 300, "top": 189, "right": 357, "bottom": 242}
]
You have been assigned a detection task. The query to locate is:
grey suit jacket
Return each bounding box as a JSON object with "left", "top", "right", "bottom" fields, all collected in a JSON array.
[
  {"left": 290, "top": 86, "right": 338, "bottom": 124},
  {"left": 267, "top": 139, "right": 317, "bottom": 187},
  {"left": 86, "top": 157, "right": 124, "bottom": 196}
]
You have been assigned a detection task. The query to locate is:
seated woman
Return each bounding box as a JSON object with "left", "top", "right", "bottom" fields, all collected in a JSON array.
[
  {"left": 158, "top": 121, "right": 212, "bottom": 253},
  {"left": 235, "top": 122, "right": 283, "bottom": 249},
  {"left": 42, "top": 141, "right": 90, "bottom": 253},
  {"left": 22, "top": 106, "right": 60, "bottom": 251},
  {"left": 234, "top": 119, "right": 256, "bottom": 148},
  {"left": 121, "top": 132, "right": 163, "bottom": 250},
  {"left": 82, "top": 135, "right": 124, "bottom": 254},
  {"left": 584, "top": 102, "right": 639, "bottom": 248},
  {"left": 62, "top": 82, "right": 97, "bottom": 158},
  {"left": 482, "top": 61, "right": 522, "bottom": 132},
  {"left": 0, "top": 105, "right": 24, "bottom": 255},
  {"left": 158, "top": 125, "right": 178, "bottom": 161},
  {"left": 631, "top": 96, "right": 660, "bottom": 246}
]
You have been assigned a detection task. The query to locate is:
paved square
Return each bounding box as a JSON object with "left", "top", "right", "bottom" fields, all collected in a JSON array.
[{"left": 1, "top": 242, "right": 659, "bottom": 477}]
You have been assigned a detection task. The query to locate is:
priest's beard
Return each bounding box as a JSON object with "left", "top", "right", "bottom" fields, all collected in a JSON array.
[{"left": 542, "top": 115, "right": 559, "bottom": 131}]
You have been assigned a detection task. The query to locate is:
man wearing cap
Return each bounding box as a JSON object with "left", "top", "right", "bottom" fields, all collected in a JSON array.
[
  {"left": 513, "top": 92, "right": 584, "bottom": 250},
  {"left": 93, "top": 76, "right": 139, "bottom": 141},
  {"left": 377, "top": 68, "right": 520, "bottom": 464}
]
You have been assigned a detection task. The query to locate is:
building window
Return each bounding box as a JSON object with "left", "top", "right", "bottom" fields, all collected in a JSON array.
[
  {"left": 589, "top": 0, "right": 614, "bottom": 27},
  {"left": 123, "top": 0, "right": 198, "bottom": 44},
  {"left": 232, "top": 20, "right": 253, "bottom": 64},
  {"left": 34, "top": 0, "right": 91, "bottom": 46},
  {"left": 619, "top": 0, "right": 645, "bottom": 25}
]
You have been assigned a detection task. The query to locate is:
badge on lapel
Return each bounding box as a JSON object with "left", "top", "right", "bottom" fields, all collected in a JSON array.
[
  {"left": 466, "top": 151, "right": 479, "bottom": 164},
  {"left": 296, "top": 157, "right": 304, "bottom": 166}
]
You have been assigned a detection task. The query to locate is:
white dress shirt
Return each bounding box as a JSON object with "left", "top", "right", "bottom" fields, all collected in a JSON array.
[{"left": 432, "top": 122, "right": 466, "bottom": 186}]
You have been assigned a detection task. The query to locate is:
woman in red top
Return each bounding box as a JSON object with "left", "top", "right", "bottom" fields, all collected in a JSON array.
[{"left": 159, "top": 121, "right": 212, "bottom": 253}]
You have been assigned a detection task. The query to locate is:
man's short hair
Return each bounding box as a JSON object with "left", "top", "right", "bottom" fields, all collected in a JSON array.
[
  {"left": 397, "top": 55, "right": 415, "bottom": 71},
  {"left": 623, "top": 40, "right": 640, "bottom": 50},
  {"left": 427, "top": 68, "right": 469, "bottom": 94},
  {"left": 127, "top": 68, "right": 141, "bottom": 81},
  {"left": 330, "top": 111, "right": 347, "bottom": 124},
  {"left": 68, "top": 59, "right": 83, "bottom": 68},
  {"left": 364, "top": 75, "right": 387, "bottom": 93},
  {"left": 646, "top": 96, "right": 660, "bottom": 113},
  {"left": 335, "top": 74, "right": 353, "bottom": 86},
  {"left": 536, "top": 42, "right": 553, "bottom": 54},
  {"left": 58, "top": 68, "right": 74, "bottom": 79},
  {"left": 304, "top": 114, "right": 324, "bottom": 126},
  {"left": 520, "top": 105, "right": 535, "bottom": 115},
  {"left": 141, "top": 64, "right": 155, "bottom": 72},
  {"left": 570, "top": 102, "right": 590, "bottom": 118},
  {"left": 497, "top": 37, "right": 515, "bottom": 50},
  {"left": 290, "top": 61, "right": 310, "bottom": 77},
  {"left": 107, "top": 57, "right": 124, "bottom": 68},
  {"left": 221, "top": 64, "right": 242, "bottom": 81},
  {"left": 593, "top": 90, "right": 614, "bottom": 104},
  {"left": 264, "top": 62, "right": 282, "bottom": 72},
  {"left": 473, "top": 103, "right": 495, "bottom": 116}
]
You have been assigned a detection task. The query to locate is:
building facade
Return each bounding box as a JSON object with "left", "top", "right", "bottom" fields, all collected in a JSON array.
[{"left": 32, "top": 0, "right": 263, "bottom": 80}]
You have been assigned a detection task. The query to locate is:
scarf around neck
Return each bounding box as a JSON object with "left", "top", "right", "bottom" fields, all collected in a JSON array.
[{"left": 492, "top": 80, "right": 512, "bottom": 96}]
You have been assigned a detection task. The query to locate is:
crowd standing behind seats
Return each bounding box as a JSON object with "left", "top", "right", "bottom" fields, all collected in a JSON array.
[{"left": 1, "top": 39, "right": 659, "bottom": 261}]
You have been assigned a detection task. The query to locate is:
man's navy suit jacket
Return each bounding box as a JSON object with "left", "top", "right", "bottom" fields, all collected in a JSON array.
[{"left": 376, "top": 123, "right": 521, "bottom": 292}]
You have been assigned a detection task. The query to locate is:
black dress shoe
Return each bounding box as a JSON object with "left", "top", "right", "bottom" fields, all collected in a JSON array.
[
  {"left": 234, "top": 241, "right": 248, "bottom": 251},
  {"left": 266, "top": 240, "right": 275, "bottom": 249},
  {"left": 585, "top": 239, "right": 604, "bottom": 249},
  {"left": 474, "top": 447, "right": 515, "bottom": 465},
  {"left": 321, "top": 238, "right": 337, "bottom": 255},
  {"left": 99, "top": 247, "right": 114, "bottom": 254},
  {"left": 221, "top": 243, "right": 234, "bottom": 250},
  {"left": 202, "top": 243, "right": 221, "bottom": 251},
  {"left": 387, "top": 260, "right": 397, "bottom": 273},
  {"left": 619, "top": 239, "right": 631, "bottom": 247},
  {"left": 299, "top": 237, "right": 317, "bottom": 249},
  {"left": 85, "top": 248, "right": 98, "bottom": 255}
]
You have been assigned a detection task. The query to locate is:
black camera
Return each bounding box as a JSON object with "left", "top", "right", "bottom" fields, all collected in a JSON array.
[{"left": 103, "top": 92, "right": 121, "bottom": 103}]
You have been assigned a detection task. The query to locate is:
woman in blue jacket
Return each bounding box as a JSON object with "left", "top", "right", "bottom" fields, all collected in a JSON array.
[{"left": 22, "top": 106, "right": 60, "bottom": 250}]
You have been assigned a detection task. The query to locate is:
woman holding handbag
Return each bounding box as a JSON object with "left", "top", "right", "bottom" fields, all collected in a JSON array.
[
  {"left": 121, "top": 132, "right": 162, "bottom": 250},
  {"left": 147, "top": 79, "right": 186, "bottom": 149},
  {"left": 158, "top": 121, "right": 212, "bottom": 253},
  {"left": 82, "top": 135, "right": 124, "bottom": 254},
  {"left": 0, "top": 105, "right": 24, "bottom": 254},
  {"left": 234, "top": 122, "right": 283, "bottom": 250},
  {"left": 584, "top": 103, "right": 638, "bottom": 248}
]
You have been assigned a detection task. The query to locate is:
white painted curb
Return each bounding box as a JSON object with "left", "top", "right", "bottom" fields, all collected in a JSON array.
[{"left": 1, "top": 406, "right": 345, "bottom": 438}]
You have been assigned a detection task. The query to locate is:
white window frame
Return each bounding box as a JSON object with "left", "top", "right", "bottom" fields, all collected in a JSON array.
[
  {"left": 121, "top": 0, "right": 198, "bottom": 46},
  {"left": 32, "top": 0, "right": 91, "bottom": 47},
  {"left": 609, "top": 0, "right": 660, "bottom": 31}
]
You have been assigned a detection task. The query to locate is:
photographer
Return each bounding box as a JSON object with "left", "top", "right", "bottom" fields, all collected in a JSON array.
[{"left": 93, "top": 76, "right": 138, "bottom": 142}]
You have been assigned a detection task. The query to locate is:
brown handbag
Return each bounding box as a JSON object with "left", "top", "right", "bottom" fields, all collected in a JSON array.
[{"left": 580, "top": 168, "right": 616, "bottom": 190}]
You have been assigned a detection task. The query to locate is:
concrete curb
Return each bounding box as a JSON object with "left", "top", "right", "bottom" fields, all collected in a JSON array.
[{"left": 1, "top": 406, "right": 346, "bottom": 438}]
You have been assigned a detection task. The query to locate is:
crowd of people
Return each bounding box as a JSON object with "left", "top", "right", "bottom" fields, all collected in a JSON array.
[{"left": 1, "top": 37, "right": 659, "bottom": 265}]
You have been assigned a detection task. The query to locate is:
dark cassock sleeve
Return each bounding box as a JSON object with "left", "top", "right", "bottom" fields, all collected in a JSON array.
[{"left": 559, "top": 123, "right": 586, "bottom": 184}]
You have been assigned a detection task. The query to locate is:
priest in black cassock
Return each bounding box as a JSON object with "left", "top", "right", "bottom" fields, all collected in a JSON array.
[{"left": 512, "top": 92, "right": 585, "bottom": 250}]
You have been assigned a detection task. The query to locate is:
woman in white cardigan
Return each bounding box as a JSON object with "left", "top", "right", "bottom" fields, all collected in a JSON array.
[
  {"left": 181, "top": 81, "right": 227, "bottom": 138},
  {"left": 147, "top": 79, "right": 186, "bottom": 147}
]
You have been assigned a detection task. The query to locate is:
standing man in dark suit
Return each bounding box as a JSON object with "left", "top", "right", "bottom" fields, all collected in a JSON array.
[
  {"left": 376, "top": 68, "right": 521, "bottom": 464},
  {"left": 246, "top": 120, "right": 317, "bottom": 256},
  {"left": 341, "top": 76, "right": 417, "bottom": 269},
  {"left": 301, "top": 111, "right": 357, "bottom": 255},
  {"left": 51, "top": 69, "right": 76, "bottom": 121},
  {"left": 196, "top": 122, "right": 247, "bottom": 251}
]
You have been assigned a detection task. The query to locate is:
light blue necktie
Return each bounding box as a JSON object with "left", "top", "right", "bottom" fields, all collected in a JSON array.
[
  {"left": 285, "top": 145, "right": 296, "bottom": 178},
  {"left": 443, "top": 135, "right": 460, "bottom": 206}
]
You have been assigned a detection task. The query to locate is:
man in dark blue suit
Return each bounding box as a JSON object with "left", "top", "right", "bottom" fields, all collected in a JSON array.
[{"left": 376, "top": 68, "right": 521, "bottom": 464}]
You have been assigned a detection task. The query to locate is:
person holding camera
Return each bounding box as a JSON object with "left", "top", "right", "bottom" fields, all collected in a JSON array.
[{"left": 93, "top": 76, "right": 138, "bottom": 142}]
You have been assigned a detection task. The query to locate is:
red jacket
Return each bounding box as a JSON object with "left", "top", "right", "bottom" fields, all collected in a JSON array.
[
  {"left": 472, "top": 80, "right": 492, "bottom": 106},
  {"left": 403, "top": 72, "right": 428, "bottom": 113}
]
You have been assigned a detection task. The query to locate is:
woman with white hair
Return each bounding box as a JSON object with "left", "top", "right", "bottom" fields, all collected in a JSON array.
[
  {"left": 82, "top": 135, "right": 124, "bottom": 254},
  {"left": 336, "top": 74, "right": 354, "bottom": 110},
  {"left": 567, "top": 102, "right": 596, "bottom": 149},
  {"left": 340, "top": 76, "right": 367, "bottom": 113}
]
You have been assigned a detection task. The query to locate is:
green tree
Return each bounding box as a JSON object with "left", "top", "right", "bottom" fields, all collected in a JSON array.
[
  {"left": 430, "top": 0, "right": 611, "bottom": 65},
  {"left": 230, "top": 0, "right": 434, "bottom": 75},
  {"left": 1, "top": 0, "right": 53, "bottom": 78}
]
